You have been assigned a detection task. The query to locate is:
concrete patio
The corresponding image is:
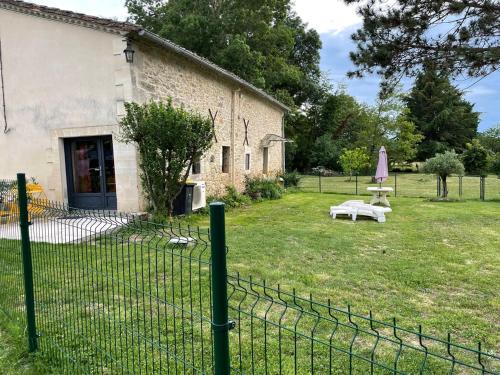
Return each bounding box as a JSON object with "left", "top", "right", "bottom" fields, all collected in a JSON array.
[{"left": 0, "top": 216, "right": 129, "bottom": 244}]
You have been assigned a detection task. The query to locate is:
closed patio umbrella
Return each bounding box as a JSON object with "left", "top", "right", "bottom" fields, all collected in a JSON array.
[{"left": 375, "top": 146, "right": 388, "bottom": 187}]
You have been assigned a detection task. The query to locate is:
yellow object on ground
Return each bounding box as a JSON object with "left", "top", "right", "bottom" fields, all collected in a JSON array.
[{"left": 0, "top": 183, "right": 49, "bottom": 223}]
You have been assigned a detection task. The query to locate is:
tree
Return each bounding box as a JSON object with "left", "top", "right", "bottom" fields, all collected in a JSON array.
[
  {"left": 491, "top": 154, "right": 500, "bottom": 177},
  {"left": 339, "top": 147, "right": 371, "bottom": 180},
  {"left": 287, "top": 91, "right": 363, "bottom": 171},
  {"left": 461, "top": 139, "right": 493, "bottom": 176},
  {"left": 126, "top": 0, "right": 324, "bottom": 108},
  {"left": 405, "top": 66, "right": 479, "bottom": 160},
  {"left": 345, "top": 0, "right": 500, "bottom": 86},
  {"left": 422, "top": 151, "right": 465, "bottom": 198},
  {"left": 478, "top": 124, "right": 500, "bottom": 154},
  {"left": 310, "top": 135, "right": 338, "bottom": 170},
  {"left": 119, "top": 100, "right": 213, "bottom": 217},
  {"left": 127, "top": 0, "right": 328, "bottom": 175},
  {"left": 354, "top": 89, "right": 423, "bottom": 167}
]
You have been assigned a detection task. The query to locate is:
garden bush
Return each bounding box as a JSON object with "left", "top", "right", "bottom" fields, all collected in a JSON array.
[
  {"left": 280, "top": 171, "right": 301, "bottom": 188},
  {"left": 311, "top": 166, "right": 341, "bottom": 177},
  {"left": 244, "top": 176, "right": 283, "bottom": 200},
  {"left": 207, "top": 186, "right": 251, "bottom": 209},
  {"left": 491, "top": 153, "right": 500, "bottom": 177}
]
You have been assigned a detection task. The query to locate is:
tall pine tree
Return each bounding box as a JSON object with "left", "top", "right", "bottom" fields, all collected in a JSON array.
[{"left": 405, "top": 67, "right": 479, "bottom": 160}]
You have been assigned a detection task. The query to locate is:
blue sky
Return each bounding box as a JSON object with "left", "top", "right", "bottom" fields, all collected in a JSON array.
[
  {"left": 320, "top": 28, "right": 499, "bottom": 132},
  {"left": 32, "top": 0, "right": 499, "bottom": 131}
]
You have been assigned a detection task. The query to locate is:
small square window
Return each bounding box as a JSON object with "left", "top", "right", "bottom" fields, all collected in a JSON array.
[
  {"left": 222, "top": 146, "right": 230, "bottom": 173},
  {"left": 245, "top": 153, "right": 251, "bottom": 171},
  {"left": 192, "top": 159, "right": 201, "bottom": 174}
]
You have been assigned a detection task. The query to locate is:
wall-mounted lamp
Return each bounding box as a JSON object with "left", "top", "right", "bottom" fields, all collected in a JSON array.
[{"left": 123, "top": 40, "right": 135, "bottom": 63}]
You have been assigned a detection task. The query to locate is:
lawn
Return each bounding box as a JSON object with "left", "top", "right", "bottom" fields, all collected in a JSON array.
[
  {"left": 186, "top": 193, "right": 500, "bottom": 350},
  {"left": 0, "top": 317, "right": 52, "bottom": 375},
  {"left": 0, "top": 192, "right": 498, "bottom": 373}
]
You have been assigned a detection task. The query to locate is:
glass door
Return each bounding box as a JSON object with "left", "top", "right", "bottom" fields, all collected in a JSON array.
[{"left": 64, "top": 136, "right": 117, "bottom": 209}]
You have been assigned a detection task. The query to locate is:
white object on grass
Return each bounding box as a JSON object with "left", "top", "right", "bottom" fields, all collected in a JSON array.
[
  {"left": 330, "top": 200, "right": 392, "bottom": 223},
  {"left": 367, "top": 187, "right": 394, "bottom": 207},
  {"left": 168, "top": 236, "right": 195, "bottom": 245}
]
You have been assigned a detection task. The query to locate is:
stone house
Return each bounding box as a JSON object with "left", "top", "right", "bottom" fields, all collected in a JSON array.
[{"left": 0, "top": 0, "right": 288, "bottom": 211}]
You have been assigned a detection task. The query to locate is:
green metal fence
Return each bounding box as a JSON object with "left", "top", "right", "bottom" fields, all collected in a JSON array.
[
  {"left": 0, "top": 173, "right": 499, "bottom": 374},
  {"left": 299, "top": 173, "right": 500, "bottom": 201}
]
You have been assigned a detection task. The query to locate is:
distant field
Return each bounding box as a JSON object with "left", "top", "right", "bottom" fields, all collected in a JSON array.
[{"left": 299, "top": 173, "right": 500, "bottom": 200}]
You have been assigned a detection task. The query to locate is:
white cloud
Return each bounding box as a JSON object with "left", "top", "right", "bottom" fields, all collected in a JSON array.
[
  {"left": 292, "top": 0, "right": 361, "bottom": 35},
  {"left": 30, "top": 1, "right": 361, "bottom": 34},
  {"left": 29, "top": 0, "right": 128, "bottom": 20},
  {"left": 463, "top": 85, "right": 496, "bottom": 98}
]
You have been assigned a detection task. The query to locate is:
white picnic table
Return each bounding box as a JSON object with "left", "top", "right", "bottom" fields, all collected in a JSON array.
[{"left": 367, "top": 187, "right": 393, "bottom": 207}]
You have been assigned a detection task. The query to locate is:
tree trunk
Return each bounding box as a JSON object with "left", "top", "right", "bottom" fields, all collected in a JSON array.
[
  {"left": 167, "top": 199, "right": 174, "bottom": 219},
  {"left": 441, "top": 175, "right": 448, "bottom": 198}
]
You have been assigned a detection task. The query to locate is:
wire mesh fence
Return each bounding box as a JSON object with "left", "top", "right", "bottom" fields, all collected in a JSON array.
[
  {"left": 227, "top": 275, "right": 499, "bottom": 374},
  {"left": 0, "top": 174, "right": 499, "bottom": 374},
  {"left": 298, "top": 173, "right": 500, "bottom": 200},
  {"left": 0, "top": 179, "right": 25, "bottom": 329}
]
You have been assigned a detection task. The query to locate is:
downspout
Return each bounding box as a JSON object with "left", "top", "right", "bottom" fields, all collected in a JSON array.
[
  {"left": 281, "top": 113, "right": 286, "bottom": 173},
  {"left": 230, "top": 88, "right": 239, "bottom": 185},
  {"left": 0, "top": 37, "right": 9, "bottom": 134}
]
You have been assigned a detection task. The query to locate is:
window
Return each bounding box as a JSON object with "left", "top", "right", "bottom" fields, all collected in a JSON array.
[
  {"left": 222, "top": 146, "right": 230, "bottom": 173},
  {"left": 262, "top": 147, "right": 269, "bottom": 174},
  {"left": 245, "top": 153, "right": 251, "bottom": 171},
  {"left": 192, "top": 159, "right": 201, "bottom": 174}
]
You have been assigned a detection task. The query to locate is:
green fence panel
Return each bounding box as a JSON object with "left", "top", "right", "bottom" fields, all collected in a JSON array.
[
  {"left": 0, "top": 175, "right": 499, "bottom": 373},
  {"left": 0, "top": 179, "right": 25, "bottom": 329}
]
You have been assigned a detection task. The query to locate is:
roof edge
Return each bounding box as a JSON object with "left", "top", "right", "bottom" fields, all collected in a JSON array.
[
  {"left": 0, "top": 0, "right": 139, "bottom": 35},
  {"left": 137, "top": 30, "right": 289, "bottom": 112}
]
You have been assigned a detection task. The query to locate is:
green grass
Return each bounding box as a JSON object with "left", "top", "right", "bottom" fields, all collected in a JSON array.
[
  {"left": 0, "top": 193, "right": 498, "bottom": 373},
  {"left": 299, "top": 173, "right": 500, "bottom": 200},
  {"left": 186, "top": 193, "right": 500, "bottom": 348},
  {"left": 0, "top": 315, "right": 53, "bottom": 374}
]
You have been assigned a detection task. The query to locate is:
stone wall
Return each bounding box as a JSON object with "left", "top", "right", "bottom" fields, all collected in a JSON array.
[{"left": 131, "top": 41, "right": 285, "bottom": 196}]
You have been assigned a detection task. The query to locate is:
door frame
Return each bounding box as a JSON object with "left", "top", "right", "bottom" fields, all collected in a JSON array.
[{"left": 63, "top": 135, "right": 117, "bottom": 210}]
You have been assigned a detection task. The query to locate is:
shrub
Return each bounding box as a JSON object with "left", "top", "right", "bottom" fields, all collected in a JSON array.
[
  {"left": 222, "top": 186, "right": 251, "bottom": 208},
  {"left": 339, "top": 147, "right": 371, "bottom": 181},
  {"left": 280, "top": 171, "right": 301, "bottom": 188},
  {"left": 461, "top": 139, "right": 493, "bottom": 176},
  {"left": 206, "top": 186, "right": 251, "bottom": 210},
  {"left": 491, "top": 153, "right": 500, "bottom": 177},
  {"left": 391, "top": 163, "right": 418, "bottom": 173},
  {"left": 119, "top": 100, "right": 213, "bottom": 217},
  {"left": 422, "top": 151, "right": 464, "bottom": 198},
  {"left": 311, "top": 166, "right": 340, "bottom": 177},
  {"left": 244, "top": 176, "right": 283, "bottom": 200}
]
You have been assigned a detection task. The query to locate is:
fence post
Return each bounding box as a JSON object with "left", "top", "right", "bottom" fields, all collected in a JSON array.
[
  {"left": 480, "top": 176, "right": 485, "bottom": 201},
  {"left": 17, "top": 173, "right": 38, "bottom": 352},
  {"left": 459, "top": 176, "right": 463, "bottom": 198},
  {"left": 355, "top": 174, "right": 358, "bottom": 195},
  {"left": 210, "top": 202, "right": 231, "bottom": 375},
  {"left": 394, "top": 172, "right": 397, "bottom": 197},
  {"left": 437, "top": 176, "right": 441, "bottom": 197},
  {"left": 318, "top": 171, "right": 322, "bottom": 193}
]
